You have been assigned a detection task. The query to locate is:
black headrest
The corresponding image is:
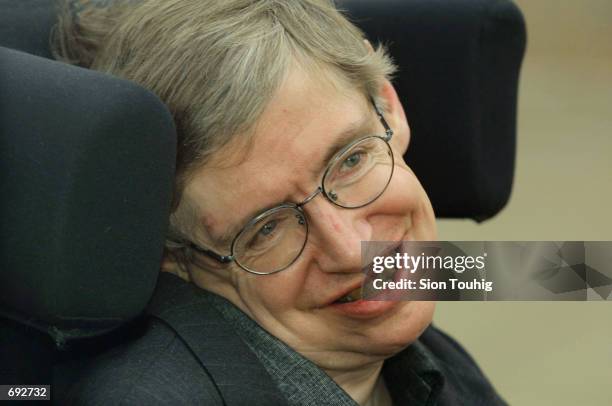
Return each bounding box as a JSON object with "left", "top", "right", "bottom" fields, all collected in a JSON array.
[
  {"left": 341, "top": 0, "right": 526, "bottom": 220},
  {"left": 0, "top": 46, "right": 176, "bottom": 343},
  {"left": 0, "top": 0, "right": 56, "bottom": 59}
]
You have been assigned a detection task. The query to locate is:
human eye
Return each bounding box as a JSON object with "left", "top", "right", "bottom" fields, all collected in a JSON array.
[
  {"left": 341, "top": 151, "right": 365, "bottom": 171},
  {"left": 258, "top": 219, "right": 278, "bottom": 237},
  {"left": 245, "top": 217, "right": 285, "bottom": 252},
  {"left": 335, "top": 144, "right": 374, "bottom": 179}
]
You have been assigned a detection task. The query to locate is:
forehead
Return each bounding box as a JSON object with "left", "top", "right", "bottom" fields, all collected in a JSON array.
[{"left": 184, "top": 68, "right": 374, "bottom": 245}]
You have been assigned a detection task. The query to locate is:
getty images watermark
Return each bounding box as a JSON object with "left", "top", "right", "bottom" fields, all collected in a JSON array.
[{"left": 361, "top": 241, "right": 612, "bottom": 301}]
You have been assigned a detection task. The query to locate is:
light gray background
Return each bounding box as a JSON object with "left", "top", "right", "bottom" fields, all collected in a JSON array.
[{"left": 434, "top": 1, "right": 612, "bottom": 404}]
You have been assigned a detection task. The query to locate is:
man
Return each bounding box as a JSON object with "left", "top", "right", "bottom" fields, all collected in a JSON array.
[{"left": 54, "top": 0, "right": 506, "bottom": 404}]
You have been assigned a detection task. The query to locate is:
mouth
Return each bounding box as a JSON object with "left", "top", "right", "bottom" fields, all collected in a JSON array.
[
  {"left": 329, "top": 242, "right": 405, "bottom": 305},
  {"left": 327, "top": 274, "right": 401, "bottom": 319},
  {"left": 333, "top": 285, "right": 363, "bottom": 304}
]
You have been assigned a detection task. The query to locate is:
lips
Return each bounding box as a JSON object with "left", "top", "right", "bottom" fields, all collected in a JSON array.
[
  {"left": 323, "top": 227, "right": 412, "bottom": 307},
  {"left": 327, "top": 281, "right": 364, "bottom": 305},
  {"left": 334, "top": 285, "right": 363, "bottom": 304},
  {"left": 328, "top": 284, "right": 400, "bottom": 319},
  {"left": 326, "top": 242, "right": 406, "bottom": 305}
]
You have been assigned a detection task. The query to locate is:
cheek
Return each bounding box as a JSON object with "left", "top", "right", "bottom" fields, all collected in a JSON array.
[
  {"left": 384, "top": 301, "right": 436, "bottom": 349},
  {"left": 367, "top": 162, "right": 437, "bottom": 240},
  {"left": 378, "top": 162, "right": 430, "bottom": 214},
  {"left": 393, "top": 122, "right": 411, "bottom": 157},
  {"left": 239, "top": 267, "right": 310, "bottom": 312}
]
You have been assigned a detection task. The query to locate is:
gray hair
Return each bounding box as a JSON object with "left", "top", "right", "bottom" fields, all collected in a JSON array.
[{"left": 52, "top": 0, "right": 396, "bottom": 251}]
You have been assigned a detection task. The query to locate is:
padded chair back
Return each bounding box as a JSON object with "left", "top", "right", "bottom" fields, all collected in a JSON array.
[
  {"left": 341, "top": 0, "right": 526, "bottom": 220},
  {"left": 0, "top": 3, "right": 177, "bottom": 388}
]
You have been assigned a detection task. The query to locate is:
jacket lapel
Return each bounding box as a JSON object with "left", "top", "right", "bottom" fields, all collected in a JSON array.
[{"left": 147, "top": 272, "right": 288, "bottom": 406}]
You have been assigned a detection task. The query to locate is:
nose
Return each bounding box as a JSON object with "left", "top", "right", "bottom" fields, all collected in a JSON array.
[{"left": 302, "top": 194, "right": 373, "bottom": 274}]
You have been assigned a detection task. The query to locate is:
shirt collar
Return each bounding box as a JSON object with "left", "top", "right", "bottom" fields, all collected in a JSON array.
[
  {"left": 204, "top": 290, "right": 444, "bottom": 406},
  {"left": 383, "top": 338, "right": 445, "bottom": 405}
]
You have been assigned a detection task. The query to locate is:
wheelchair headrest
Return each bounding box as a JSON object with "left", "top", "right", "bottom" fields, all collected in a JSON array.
[
  {"left": 0, "top": 46, "right": 176, "bottom": 344},
  {"left": 340, "top": 0, "right": 526, "bottom": 220}
]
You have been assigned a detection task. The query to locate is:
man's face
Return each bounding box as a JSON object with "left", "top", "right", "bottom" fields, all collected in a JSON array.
[{"left": 180, "top": 68, "right": 437, "bottom": 371}]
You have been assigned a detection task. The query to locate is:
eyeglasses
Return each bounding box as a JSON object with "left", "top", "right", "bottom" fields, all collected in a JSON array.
[{"left": 187, "top": 99, "right": 394, "bottom": 275}]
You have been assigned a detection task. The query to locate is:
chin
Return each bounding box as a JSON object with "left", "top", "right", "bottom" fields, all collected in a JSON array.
[
  {"left": 372, "top": 300, "right": 435, "bottom": 353},
  {"left": 336, "top": 300, "right": 435, "bottom": 361}
]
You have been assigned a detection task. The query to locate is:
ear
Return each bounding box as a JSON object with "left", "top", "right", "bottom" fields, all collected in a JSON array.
[
  {"left": 363, "top": 39, "right": 411, "bottom": 156},
  {"left": 379, "top": 79, "right": 411, "bottom": 157}
]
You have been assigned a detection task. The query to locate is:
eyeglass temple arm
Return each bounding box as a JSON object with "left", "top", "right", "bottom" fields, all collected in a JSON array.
[
  {"left": 188, "top": 242, "right": 235, "bottom": 264},
  {"left": 371, "top": 97, "right": 393, "bottom": 141}
]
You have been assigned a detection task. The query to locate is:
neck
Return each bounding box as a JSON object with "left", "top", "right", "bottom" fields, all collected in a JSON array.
[{"left": 325, "top": 361, "right": 388, "bottom": 406}]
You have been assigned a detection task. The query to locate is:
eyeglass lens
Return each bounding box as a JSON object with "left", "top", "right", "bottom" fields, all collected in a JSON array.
[{"left": 233, "top": 136, "right": 393, "bottom": 274}]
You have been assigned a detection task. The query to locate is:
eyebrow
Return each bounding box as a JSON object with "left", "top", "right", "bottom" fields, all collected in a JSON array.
[
  {"left": 209, "top": 111, "right": 378, "bottom": 249},
  {"left": 316, "top": 113, "right": 378, "bottom": 177}
]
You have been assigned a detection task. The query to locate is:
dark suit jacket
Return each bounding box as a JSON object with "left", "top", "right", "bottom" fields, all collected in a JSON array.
[{"left": 60, "top": 273, "right": 506, "bottom": 405}]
